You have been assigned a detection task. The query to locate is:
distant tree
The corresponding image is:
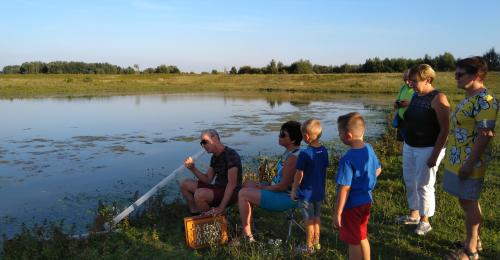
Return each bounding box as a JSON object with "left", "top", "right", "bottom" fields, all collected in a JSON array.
[
  {"left": 123, "top": 67, "right": 136, "bottom": 74},
  {"left": 289, "top": 59, "right": 313, "bottom": 74},
  {"left": 20, "top": 61, "right": 46, "bottom": 74},
  {"left": 2, "top": 65, "right": 21, "bottom": 74},
  {"left": 277, "top": 62, "right": 285, "bottom": 73},
  {"left": 422, "top": 54, "right": 438, "bottom": 68},
  {"left": 155, "top": 65, "right": 180, "bottom": 74},
  {"left": 211, "top": 69, "right": 218, "bottom": 74},
  {"left": 238, "top": 66, "right": 262, "bottom": 74},
  {"left": 362, "top": 57, "right": 384, "bottom": 72},
  {"left": 436, "top": 52, "right": 456, "bottom": 71},
  {"left": 229, "top": 66, "right": 238, "bottom": 74},
  {"left": 133, "top": 64, "right": 140, "bottom": 73},
  {"left": 483, "top": 47, "right": 500, "bottom": 71},
  {"left": 266, "top": 59, "right": 279, "bottom": 74},
  {"left": 143, "top": 68, "right": 155, "bottom": 74},
  {"left": 391, "top": 58, "right": 408, "bottom": 72},
  {"left": 382, "top": 58, "right": 394, "bottom": 72},
  {"left": 238, "top": 66, "right": 251, "bottom": 74},
  {"left": 313, "top": 64, "right": 333, "bottom": 74}
]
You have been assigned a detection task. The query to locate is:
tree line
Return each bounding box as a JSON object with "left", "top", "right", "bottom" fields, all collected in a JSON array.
[
  {"left": 228, "top": 48, "right": 499, "bottom": 74},
  {"left": 1, "top": 62, "right": 180, "bottom": 75},
  {"left": 2, "top": 48, "right": 499, "bottom": 75}
]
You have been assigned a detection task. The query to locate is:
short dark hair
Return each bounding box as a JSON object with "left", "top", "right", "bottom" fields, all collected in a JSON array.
[
  {"left": 337, "top": 112, "right": 365, "bottom": 134},
  {"left": 281, "top": 121, "right": 302, "bottom": 145},
  {"left": 456, "top": 56, "right": 488, "bottom": 80}
]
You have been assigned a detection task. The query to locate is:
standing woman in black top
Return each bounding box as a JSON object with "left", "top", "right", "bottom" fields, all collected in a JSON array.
[{"left": 396, "top": 64, "right": 450, "bottom": 236}]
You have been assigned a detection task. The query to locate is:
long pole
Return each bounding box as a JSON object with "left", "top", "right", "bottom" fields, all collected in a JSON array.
[
  {"left": 71, "top": 149, "right": 205, "bottom": 238},
  {"left": 105, "top": 149, "right": 205, "bottom": 229}
]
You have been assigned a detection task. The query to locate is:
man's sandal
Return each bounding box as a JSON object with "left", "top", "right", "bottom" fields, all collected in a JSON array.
[{"left": 447, "top": 248, "right": 479, "bottom": 260}]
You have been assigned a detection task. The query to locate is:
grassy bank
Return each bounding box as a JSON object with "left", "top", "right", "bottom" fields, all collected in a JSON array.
[
  {"left": 2, "top": 118, "right": 499, "bottom": 259},
  {"left": 1, "top": 73, "right": 499, "bottom": 100}
]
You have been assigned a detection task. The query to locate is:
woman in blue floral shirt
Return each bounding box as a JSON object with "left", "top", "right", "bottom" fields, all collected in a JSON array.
[{"left": 444, "top": 57, "right": 498, "bottom": 260}]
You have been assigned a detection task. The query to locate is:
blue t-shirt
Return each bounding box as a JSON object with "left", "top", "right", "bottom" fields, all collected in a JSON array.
[
  {"left": 336, "top": 143, "right": 381, "bottom": 209},
  {"left": 295, "top": 145, "right": 329, "bottom": 202}
]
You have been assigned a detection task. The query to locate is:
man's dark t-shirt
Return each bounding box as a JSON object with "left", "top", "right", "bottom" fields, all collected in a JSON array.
[{"left": 210, "top": 146, "right": 243, "bottom": 187}]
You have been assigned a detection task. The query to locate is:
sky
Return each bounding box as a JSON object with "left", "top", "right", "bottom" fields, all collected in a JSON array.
[{"left": 1, "top": 0, "right": 499, "bottom": 72}]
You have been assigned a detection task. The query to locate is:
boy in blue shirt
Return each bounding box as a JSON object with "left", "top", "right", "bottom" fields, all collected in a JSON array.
[
  {"left": 291, "top": 119, "right": 329, "bottom": 254},
  {"left": 334, "top": 112, "right": 381, "bottom": 260}
]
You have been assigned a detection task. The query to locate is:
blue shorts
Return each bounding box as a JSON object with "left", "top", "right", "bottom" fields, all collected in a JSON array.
[
  {"left": 443, "top": 170, "right": 484, "bottom": 201},
  {"left": 299, "top": 200, "right": 322, "bottom": 220},
  {"left": 260, "top": 190, "right": 297, "bottom": 212}
]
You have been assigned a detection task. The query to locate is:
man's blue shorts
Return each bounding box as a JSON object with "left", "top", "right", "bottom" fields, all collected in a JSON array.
[{"left": 260, "top": 190, "right": 297, "bottom": 212}]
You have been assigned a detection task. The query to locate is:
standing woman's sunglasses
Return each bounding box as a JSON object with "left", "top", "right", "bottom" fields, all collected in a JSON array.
[{"left": 200, "top": 139, "right": 209, "bottom": 146}]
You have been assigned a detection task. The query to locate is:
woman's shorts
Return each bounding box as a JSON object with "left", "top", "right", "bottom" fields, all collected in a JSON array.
[
  {"left": 260, "top": 190, "right": 297, "bottom": 212},
  {"left": 442, "top": 170, "right": 484, "bottom": 201}
]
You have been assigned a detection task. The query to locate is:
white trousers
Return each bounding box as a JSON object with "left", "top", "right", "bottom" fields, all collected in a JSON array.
[{"left": 402, "top": 143, "right": 445, "bottom": 217}]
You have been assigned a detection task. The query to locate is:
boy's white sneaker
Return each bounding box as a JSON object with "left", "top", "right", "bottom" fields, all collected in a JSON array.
[{"left": 415, "top": 221, "right": 432, "bottom": 235}]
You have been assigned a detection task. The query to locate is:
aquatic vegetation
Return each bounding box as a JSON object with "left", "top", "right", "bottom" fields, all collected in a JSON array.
[
  {"left": 1, "top": 122, "right": 499, "bottom": 259},
  {"left": 73, "top": 136, "right": 110, "bottom": 142},
  {"left": 109, "top": 145, "right": 130, "bottom": 153},
  {"left": 170, "top": 135, "right": 198, "bottom": 142}
]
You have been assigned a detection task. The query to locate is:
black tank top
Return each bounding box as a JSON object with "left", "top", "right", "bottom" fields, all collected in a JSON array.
[{"left": 404, "top": 90, "right": 440, "bottom": 147}]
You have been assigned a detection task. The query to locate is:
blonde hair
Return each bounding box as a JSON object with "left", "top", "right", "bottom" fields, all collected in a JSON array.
[
  {"left": 302, "top": 119, "right": 322, "bottom": 141},
  {"left": 337, "top": 112, "right": 365, "bottom": 138},
  {"left": 409, "top": 64, "right": 436, "bottom": 83}
]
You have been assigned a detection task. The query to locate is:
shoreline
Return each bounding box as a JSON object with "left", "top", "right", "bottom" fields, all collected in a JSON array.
[{"left": 2, "top": 72, "right": 499, "bottom": 100}]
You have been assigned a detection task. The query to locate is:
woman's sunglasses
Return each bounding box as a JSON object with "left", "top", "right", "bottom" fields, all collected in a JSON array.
[{"left": 200, "top": 139, "right": 209, "bottom": 146}]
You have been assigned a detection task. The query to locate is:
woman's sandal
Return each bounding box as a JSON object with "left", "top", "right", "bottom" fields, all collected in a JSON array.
[
  {"left": 447, "top": 248, "right": 479, "bottom": 260},
  {"left": 452, "top": 238, "right": 483, "bottom": 252}
]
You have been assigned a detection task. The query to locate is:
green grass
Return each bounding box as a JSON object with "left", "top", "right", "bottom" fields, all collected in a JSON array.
[
  {"left": 2, "top": 117, "right": 499, "bottom": 259},
  {"left": 1, "top": 73, "right": 499, "bottom": 258},
  {"left": 1, "top": 73, "right": 499, "bottom": 100}
]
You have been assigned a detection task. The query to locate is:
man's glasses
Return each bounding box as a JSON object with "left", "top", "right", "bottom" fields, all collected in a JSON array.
[
  {"left": 200, "top": 139, "right": 209, "bottom": 146},
  {"left": 455, "top": 72, "right": 467, "bottom": 79}
]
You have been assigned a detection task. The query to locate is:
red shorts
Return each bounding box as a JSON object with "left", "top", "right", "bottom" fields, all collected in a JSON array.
[
  {"left": 339, "top": 203, "right": 371, "bottom": 245},
  {"left": 197, "top": 182, "right": 238, "bottom": 207}
]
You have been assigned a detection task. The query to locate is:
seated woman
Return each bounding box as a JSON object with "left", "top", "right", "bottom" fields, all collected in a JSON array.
[{"left": 236, "top": 121, "right": 302, "bottom": 243}]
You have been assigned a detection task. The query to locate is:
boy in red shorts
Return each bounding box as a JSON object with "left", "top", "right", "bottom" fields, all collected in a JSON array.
[{"left": 334, "top": 112, "right": 382, "bottom": 260}]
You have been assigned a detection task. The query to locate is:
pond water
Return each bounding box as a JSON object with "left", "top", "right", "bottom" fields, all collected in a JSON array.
[{"left": 0, "top": 92, "right": 391, "bottom": 238}]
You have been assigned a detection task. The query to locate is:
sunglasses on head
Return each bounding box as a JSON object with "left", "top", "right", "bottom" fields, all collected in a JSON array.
[{"left": 200, "top": 139, "right": 209, "bottom": 146}]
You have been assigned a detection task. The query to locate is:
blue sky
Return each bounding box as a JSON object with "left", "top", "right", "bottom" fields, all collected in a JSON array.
[{"left": 1, "top": 0, "right": 499, "bottom": 72}]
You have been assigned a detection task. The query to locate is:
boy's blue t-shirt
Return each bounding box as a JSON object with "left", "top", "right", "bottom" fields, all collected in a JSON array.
[
  {"left": 295, "top": 145, "right": 329, "bottom": 202},
  {"left": 336, "top": 143, "right": 381, "bottom": 209}
]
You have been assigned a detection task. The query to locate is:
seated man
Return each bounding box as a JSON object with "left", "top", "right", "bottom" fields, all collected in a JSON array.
[{"left": 181, "top": 129, "right": 242, "bottom": 215}]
